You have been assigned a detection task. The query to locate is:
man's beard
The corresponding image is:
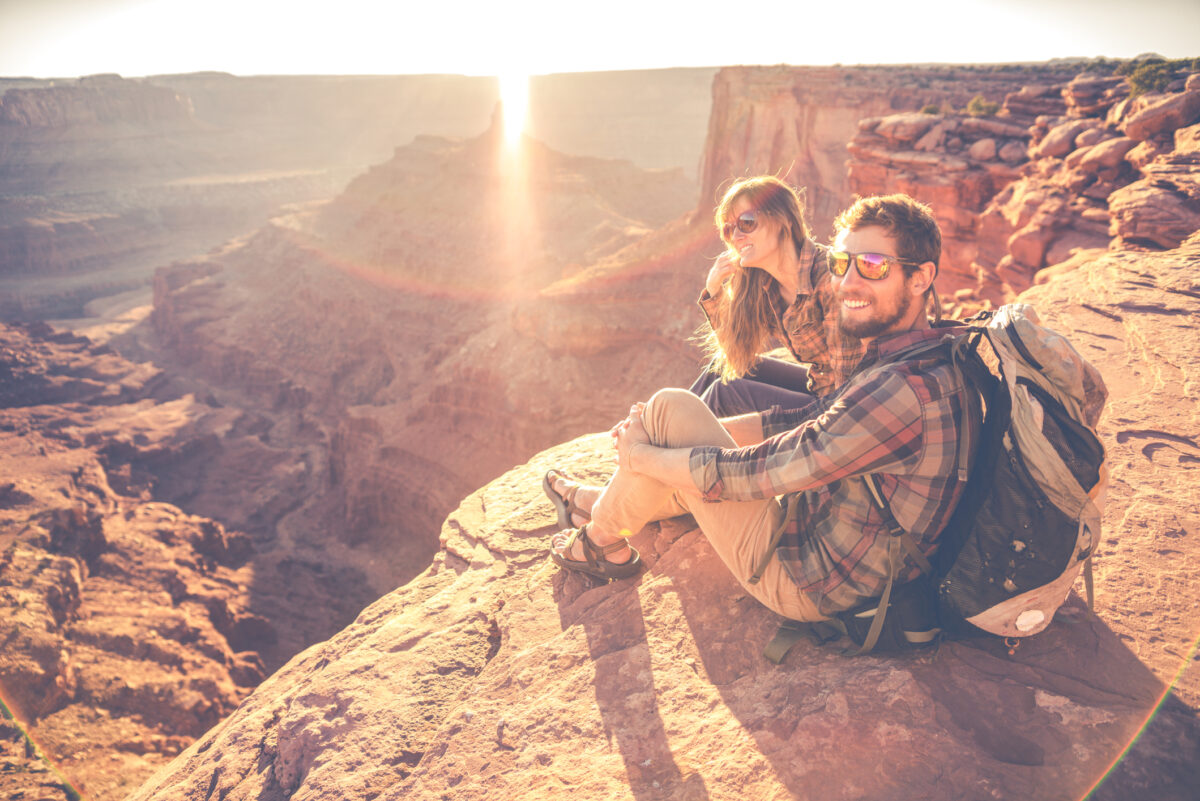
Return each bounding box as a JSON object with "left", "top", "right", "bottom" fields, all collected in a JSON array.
[{"left": 837, "top": 286, "right": 915, "bottom": 338}]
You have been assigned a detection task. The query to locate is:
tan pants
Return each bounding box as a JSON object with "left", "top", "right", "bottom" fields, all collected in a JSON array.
[{"left": 591, "top": 388, "right": 826, "bottom": 622}]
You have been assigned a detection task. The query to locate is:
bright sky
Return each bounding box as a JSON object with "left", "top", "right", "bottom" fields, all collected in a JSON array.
[{"left": 1, "top": 0, "right": 1197, "bottom": 78}]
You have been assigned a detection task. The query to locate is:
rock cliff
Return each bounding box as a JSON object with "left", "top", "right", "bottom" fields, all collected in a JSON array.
[
  {"left": 5, "top": 62, "right": 1200, "bottom": 801},
  {"left": 0, "top": 321, "right": 379, "bottom": 801},
  {"left": 146, "top": 118, "right": 700, "bottom": 597},
  {"left": 128, "top": 235, "right": 1200, "bottom": 800},
  {"left": 698, "top": 64, "right": 1080, "bottom": 238}
]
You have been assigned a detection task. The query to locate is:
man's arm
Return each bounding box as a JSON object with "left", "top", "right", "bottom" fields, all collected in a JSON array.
[
  {"left": 692, "top": 370, "right": 926, "bottom": 503},
  {"left": 719, "top": 411, "right": 764, "bottom": 447},
  {"left": 612, "top": 405, "right": 698, "bottom": 495},
  {"left": 627, "top": 443, "right": 695, "bottom": 494}
]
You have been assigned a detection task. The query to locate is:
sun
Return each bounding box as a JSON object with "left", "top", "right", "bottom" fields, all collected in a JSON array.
[{"left": 498, "top": 72, "right": 529, "bottom": 145}]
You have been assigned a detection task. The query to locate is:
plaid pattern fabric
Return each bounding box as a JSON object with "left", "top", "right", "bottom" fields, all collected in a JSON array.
[
  {"left": 699, "top": 238, "right": 867, "bottom": 397},
  {"left": 687, "top": 326, "right": 975, "bottom": 615}
]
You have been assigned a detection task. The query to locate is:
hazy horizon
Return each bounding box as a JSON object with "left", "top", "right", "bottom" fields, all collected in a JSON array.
[{"left": 1, "top": 0, "right": 1197, "bottom": 81}]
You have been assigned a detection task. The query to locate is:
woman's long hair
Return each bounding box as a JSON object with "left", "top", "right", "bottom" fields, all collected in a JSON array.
[{"left": 700, "top": 177, "right": 811, "bottom": 381}]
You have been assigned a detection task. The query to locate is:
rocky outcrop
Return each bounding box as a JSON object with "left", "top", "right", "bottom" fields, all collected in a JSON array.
[
  {"left": 698, "top": 64, "right": 1079, "bottom": 236},
  {"left": 845, "top": 69, "right": 1200, "bottom": 309},
  {"left": 979, "top": 73, "right": 1199, "bottom": 295},
  {"left": 0, "top": 320, "right": 392, "bottom": 801},
  {"left": 128, "top": 236, "right": 1200, "bottom": 801},
  {"left": 846, "top": 110, "right": 1030, "bottom": 298}
]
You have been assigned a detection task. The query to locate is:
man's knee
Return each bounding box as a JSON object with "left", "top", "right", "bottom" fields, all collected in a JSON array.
[{"left": 643, "top": 387, "right": 712, "bottom": 443}]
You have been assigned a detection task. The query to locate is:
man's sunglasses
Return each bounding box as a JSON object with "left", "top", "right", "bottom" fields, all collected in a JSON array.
[
  {"left": 721, "top": 210, "right": 759, "bottom": 240},
  {"left": 827, "top": 250, "right": 923, "bottom": 281}
]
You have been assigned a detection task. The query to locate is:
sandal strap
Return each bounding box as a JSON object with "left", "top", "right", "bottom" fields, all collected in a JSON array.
[
  {"left": 577, "top": 525, "right": 629, "bottom": 557},
  {"left": 549, "top": 469, "right": 581, "bottom": 507}
]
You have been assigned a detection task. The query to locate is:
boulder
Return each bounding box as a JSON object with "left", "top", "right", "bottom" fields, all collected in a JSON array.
[
  {"left": 1109, "top": 180, "right": 1200, "bottom": 249},
  {"left": 1074, "top": 126, "right": 1110, "bottom": 148},
  {"left": 875, "top": 112, "right": 940, "bottom": 144},
  {"left": 967, "top": 137, "right": 997, "bottom": 161},
  {"left": 1122, "top": 89, "right": 1200, "bottom": 142},
  {"left": 1034, "top": 119, "right": 1093, "bottom": 158},
  {"left": 1065, "top": 144, "right": 1093, "bottom": 169},
  {"left": 914, "top": 122, "right": 946, "bottom": 152},
  {"left": 998, "top": 140, "right": 1027, "bottom": 164},
  {"left": 1079, "top": 136, "right": 1136, "bottom": 171},
  {"left": 1125, "top": 139, "right": 1167, "bottom": 170}
]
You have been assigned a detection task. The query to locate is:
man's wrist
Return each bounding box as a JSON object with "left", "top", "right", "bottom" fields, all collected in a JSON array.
[{"left": 628, "top": 442, "right": 652, "bottom": 473}]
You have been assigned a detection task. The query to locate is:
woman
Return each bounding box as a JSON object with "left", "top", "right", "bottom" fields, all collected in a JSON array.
[
  {"left": 690, "top": 176, "right": 866, "bottom": 417},
  {"left": 545, "top": 176, "right": 867, "bottom": 530}
]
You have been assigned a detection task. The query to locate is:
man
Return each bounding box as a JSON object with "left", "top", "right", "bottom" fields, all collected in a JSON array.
[{"left": 546, "top": 194, "right": 973, "bottom": 620}]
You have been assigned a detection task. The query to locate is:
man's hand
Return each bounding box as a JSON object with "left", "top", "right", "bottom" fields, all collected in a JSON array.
[
  {"left": 612, "top": 403, "right": 650, "bottom": 472},
  {"left": 705, "top": 251, "right": 739, "bottom": 297}
]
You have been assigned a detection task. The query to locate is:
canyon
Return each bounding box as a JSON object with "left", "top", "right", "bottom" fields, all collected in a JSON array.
[{"left": 2, "top": 60, "right": 1199, "bottom": 800}]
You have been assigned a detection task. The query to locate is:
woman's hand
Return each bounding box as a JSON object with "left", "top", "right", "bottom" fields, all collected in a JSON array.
[
  {"left": 612, "top": 403, "right": 650, "bottom": 472},
  {"left": 705, "top": 251, "right": 739, "bottom": 297}
]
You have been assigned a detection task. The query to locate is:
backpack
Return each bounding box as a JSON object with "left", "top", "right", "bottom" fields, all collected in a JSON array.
[{"left": 764, "top": 304, "right": 1109, "bottom": 661}]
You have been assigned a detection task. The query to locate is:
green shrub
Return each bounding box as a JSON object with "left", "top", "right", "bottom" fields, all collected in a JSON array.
[
  {"left": 1118, "top": 56, "right": 1200, "bottom": 97},
  {"left": 919, "top": 104, "right": 940, "bottom": 115},
  {"left": 966, "top": 95, "right": 1001, "bottom": 117}
]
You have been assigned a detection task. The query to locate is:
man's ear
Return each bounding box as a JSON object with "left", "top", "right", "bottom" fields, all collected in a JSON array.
[{"left": 908, "top": 261, "right": 936, "bottom": 294}]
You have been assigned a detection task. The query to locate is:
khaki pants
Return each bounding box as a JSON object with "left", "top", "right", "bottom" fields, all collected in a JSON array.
[{"left": 591, "top": 388, "right": 826, "bottom": 622}]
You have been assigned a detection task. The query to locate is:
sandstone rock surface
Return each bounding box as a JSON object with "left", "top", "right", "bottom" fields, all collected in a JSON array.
[{"left": 128, "top": 240, "right": 1200, "bottom": 801}]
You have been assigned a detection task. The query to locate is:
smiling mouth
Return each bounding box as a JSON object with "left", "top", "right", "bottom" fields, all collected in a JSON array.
[{"left": 843, "top": 298, "right": 871, "bottom": 310}]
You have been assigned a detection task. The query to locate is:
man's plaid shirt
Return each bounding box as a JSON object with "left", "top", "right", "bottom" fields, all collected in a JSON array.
[
  {"left": 699, "top": 238, "right": 868, "bottom": 397},
  {"left": 687, "top": 325, "right": 976, "bottom": 615}
]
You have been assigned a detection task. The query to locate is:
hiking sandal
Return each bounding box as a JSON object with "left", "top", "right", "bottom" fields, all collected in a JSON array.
[
  {"left": 550, "top": 525, "right": 641, "bottom": 580},
  {"left": 543, "top": 469, "right": 592, "bottom": 528}
]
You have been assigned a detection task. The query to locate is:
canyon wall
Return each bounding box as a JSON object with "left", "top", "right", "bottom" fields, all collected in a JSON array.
[
  {"left": 5, "top": 61, "right": 1199, "bottom": 801},
  {"left": 698, "top": 64, "right": 1080, "bottom": 238},
  {"left": 0, "top": 321, "right": 381, "bottom": 801},
  {"left": 1, "top": 69, "right": 715, "bottom": 320}
]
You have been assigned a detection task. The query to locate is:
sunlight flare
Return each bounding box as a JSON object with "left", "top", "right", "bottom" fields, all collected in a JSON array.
[{"left": 499, "top": 72, "right": 529, "bottom": 145}]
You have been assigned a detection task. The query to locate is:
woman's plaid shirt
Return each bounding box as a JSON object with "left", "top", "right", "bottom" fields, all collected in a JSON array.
[{"left": 687, "top": 326, "right": 976, "bottom": 615}]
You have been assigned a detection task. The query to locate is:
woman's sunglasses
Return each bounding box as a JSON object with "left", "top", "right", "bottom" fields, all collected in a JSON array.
[
  {"left": 827, "top": 250, "right": 922, "bottom": 281},
  {"left": 721, "top": 210, "right": 759, "bottom": 240}
]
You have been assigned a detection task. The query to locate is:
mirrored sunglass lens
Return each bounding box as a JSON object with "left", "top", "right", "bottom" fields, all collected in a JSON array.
[
  {"left": 858, "top": 253, "right": 890, "bottom": 278},
  {"left": 737, "top": 212, "right": 758, "bottom": 233},
  {"left": 721, "top": 222, "right": 735, "bottom": 239},
  {"left": 828, "top": 252, "right": 850, "bottom": 275}
]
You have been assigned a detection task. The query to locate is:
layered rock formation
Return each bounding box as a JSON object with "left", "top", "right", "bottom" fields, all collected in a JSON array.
[
  {"left": 147, "top": 118, "right": 700, "bottom": 598},
  {"left": 0, "top": 319, "right": 393, "bottom": 800},
  {"left": 7, "top": 61, "right": 1200, "bottom": 800},
  {"left": 847, "top": 110, "right": 1030, "bottom": 297},
  {"left": 698, "top": 64, "right": 1080, "bottom": 238},
  {"left": 129, "top": 233, "right": 1200, "bottom": 800},
  {"left": 846, "top": 68, "right": 1200, "bottom": 309}
]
